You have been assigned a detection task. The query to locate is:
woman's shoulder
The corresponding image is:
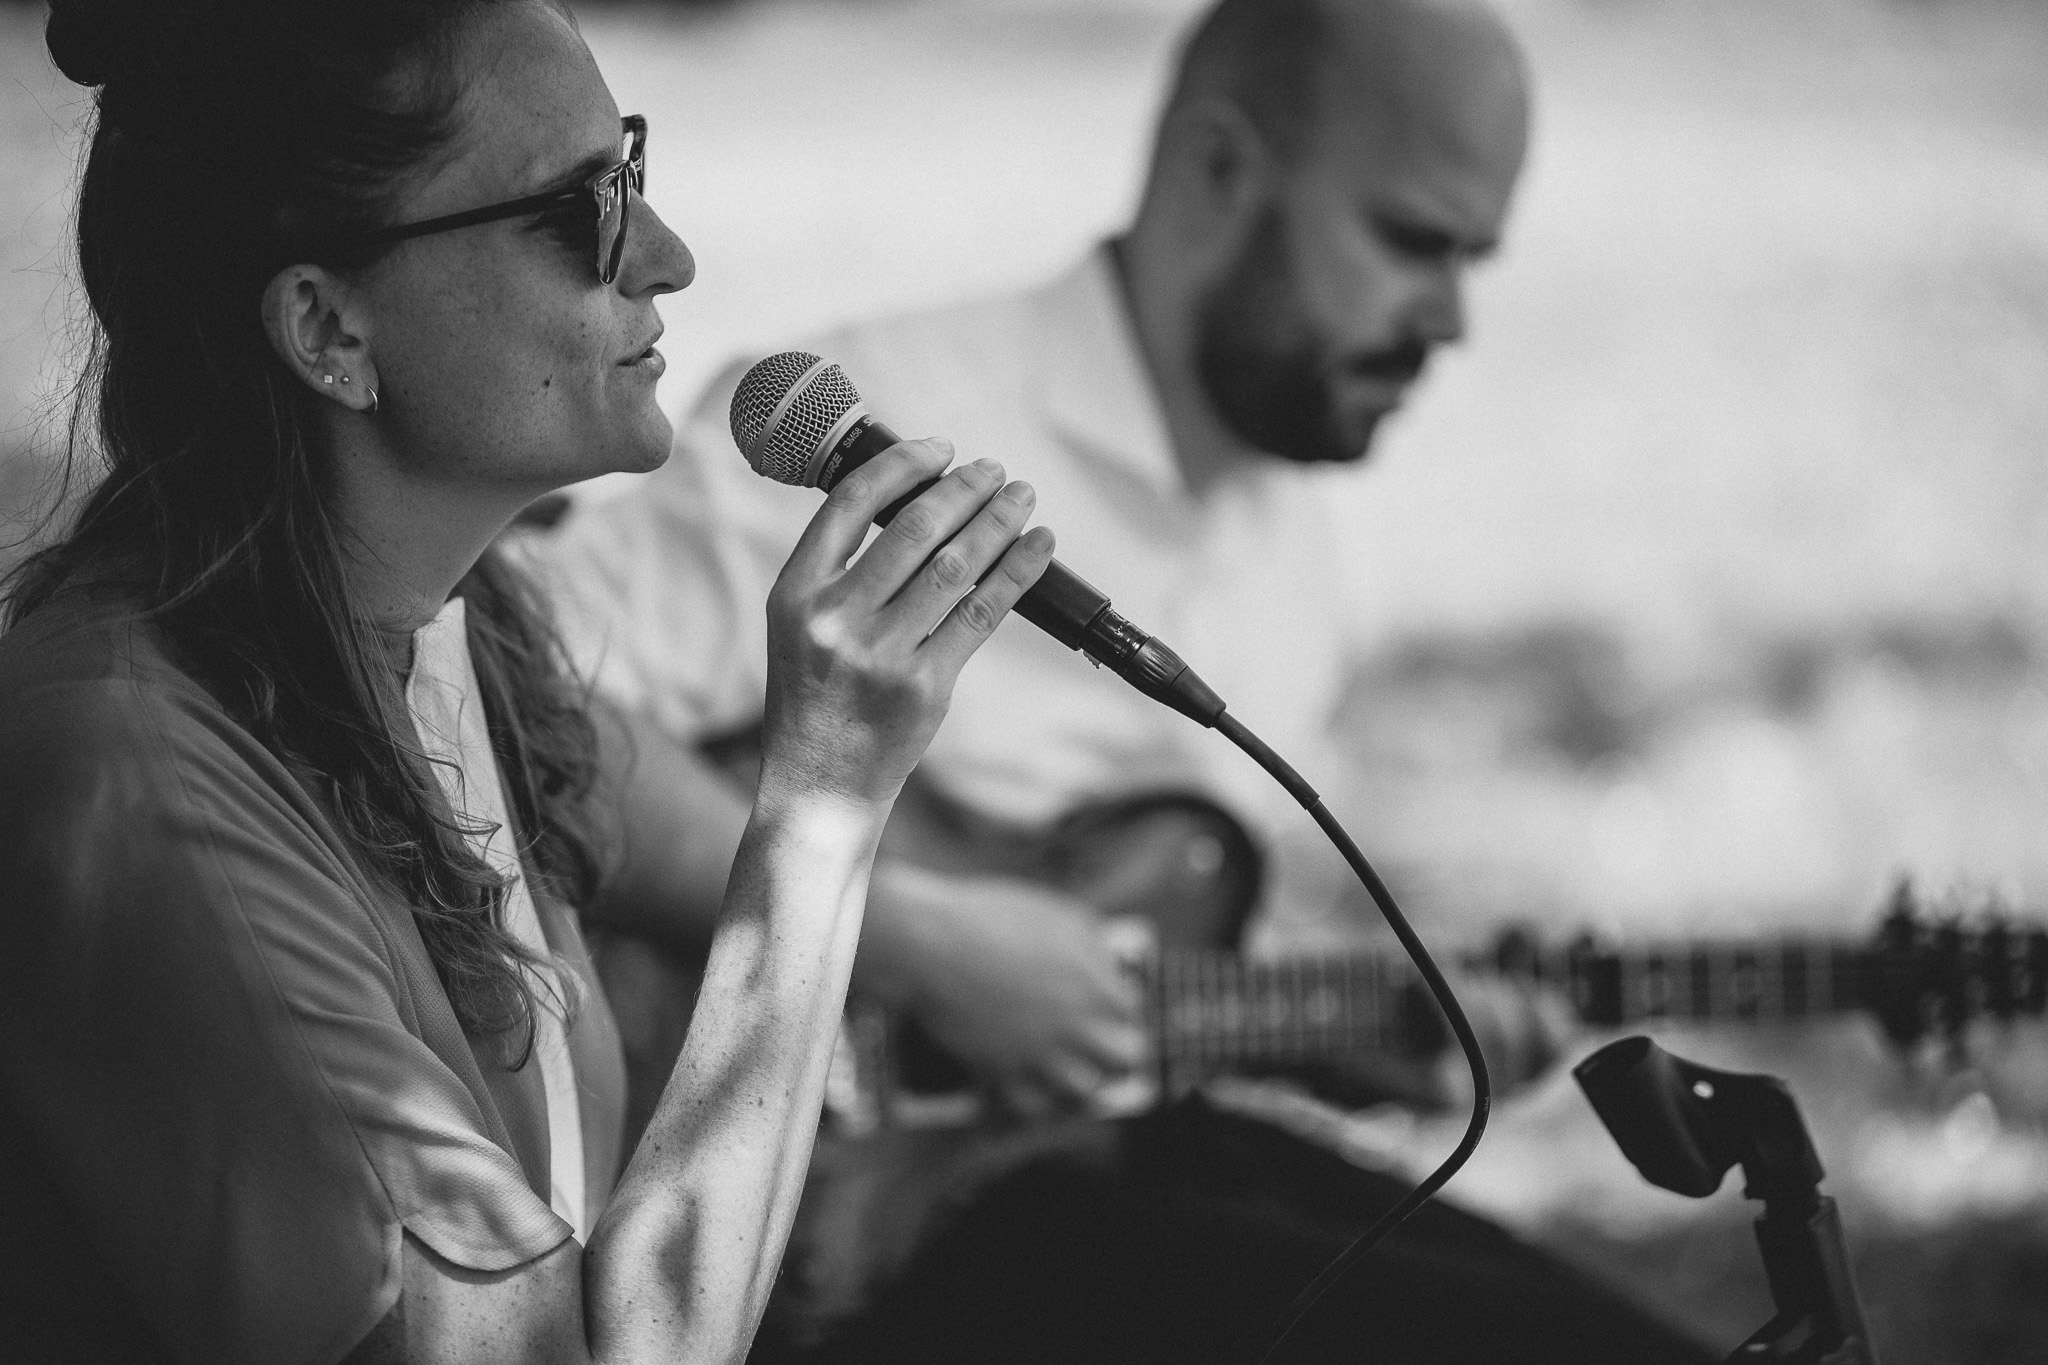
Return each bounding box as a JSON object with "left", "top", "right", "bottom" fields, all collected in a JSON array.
[
  {"left": 0, "top": 585, "right": 223, "bottom": 741},
  {"left": 0, "top": 588, "right": 347, "bottom": 897}
]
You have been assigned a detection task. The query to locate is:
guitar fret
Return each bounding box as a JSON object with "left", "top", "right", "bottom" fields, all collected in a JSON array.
[
  {"left": 1308, "top": 956, "right": 1328, "bottom": 1055},
  {"left": 1831, "top": 948, "right": 1856, "bottom": 1014},
  {"left": 1225, "top": 955, "right": 1248, "bottom": 1058},
  {"left": 1197, "top": 952, "right": 1212, "bottom": 1070},
  {"left": 1342, "top": 954, "right": 1357, "bottom": 1055},
  {"left": 1262, "top": 958, "right": 1281, "bottom": 1056},
  {"left": 1214, "top": 955, "right": 1232, "bottom": 1060}
]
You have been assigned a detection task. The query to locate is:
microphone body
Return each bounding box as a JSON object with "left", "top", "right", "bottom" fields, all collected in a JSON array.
[{"left": 732, "top": 354, "right": 1224, "bottom": 726}]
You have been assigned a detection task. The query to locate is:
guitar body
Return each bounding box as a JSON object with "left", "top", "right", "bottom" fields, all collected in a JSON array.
[
  {"left": 877, "top": 775, "right": 1265, "bottom": 953},
  {"left": 867, "top": 776, "right": 1267, "bottom": 1105}
]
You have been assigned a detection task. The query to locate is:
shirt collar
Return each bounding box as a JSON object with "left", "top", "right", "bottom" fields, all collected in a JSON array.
[
  {"left": 1029, "top": 242, "right": 1186, "bottom": 496},
  {"left": 405, "top": 595, "right": 470, "bottom": 696}
]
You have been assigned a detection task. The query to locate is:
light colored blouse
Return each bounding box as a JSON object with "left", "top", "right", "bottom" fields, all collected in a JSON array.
[
  {"left": 406, "top": 597, "right": 588, "bottom": 1241},
  {"left": 0, "top": 587, "right": 626, "bottom": 1365}
]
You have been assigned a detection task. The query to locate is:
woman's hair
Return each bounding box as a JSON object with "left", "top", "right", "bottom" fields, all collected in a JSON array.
[{"left": 12, "top": 0, "right": 606, "bottom": 1058}]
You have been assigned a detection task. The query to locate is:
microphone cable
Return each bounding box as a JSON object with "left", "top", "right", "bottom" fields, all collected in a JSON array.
[{"left": 1215, "top": 710, "right": 1492, "bottom": 1365}]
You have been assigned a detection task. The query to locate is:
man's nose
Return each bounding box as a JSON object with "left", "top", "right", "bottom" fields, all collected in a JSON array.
[{"left": 1410, "top": 262, "right": 1467, "bottom": 346}]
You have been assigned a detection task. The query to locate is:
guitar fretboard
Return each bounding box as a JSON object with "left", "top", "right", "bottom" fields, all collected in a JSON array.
[
  {"left": 1142, "top": 919, "right": 2048, "bottom": 1092},
  {"left": 1513, "top": 938, "right": 1870, "bottom": 1027},
  {"left": 1145, "top": 937, "right": 1886, "bottom": 1092}
]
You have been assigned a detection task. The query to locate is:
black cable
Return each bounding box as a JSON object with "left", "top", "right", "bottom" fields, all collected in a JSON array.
[{"left": 1214, "top": 709, "right": 1492, "bottom": 1365}]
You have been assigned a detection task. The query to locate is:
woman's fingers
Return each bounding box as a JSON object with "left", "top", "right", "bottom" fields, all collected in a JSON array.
[
  {"left": 877, "top": 477, "right": 1038, "bottom": 645},
  {"left": 758, "top": 433, "right": 1051, "bottom": 808},
  {"left": 838, "top": 455, "right": 1016, "bottom": 613},
  {"left": 780, "top": 438, "right": 954, "bottom": 585},
  {"left": 920, "top": 524, "right": 1055, "bottom": 670}
]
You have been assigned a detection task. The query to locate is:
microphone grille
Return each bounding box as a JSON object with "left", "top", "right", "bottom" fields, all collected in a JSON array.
[{"left": 729, "top": 351, "right": 863, "bottom": 486}]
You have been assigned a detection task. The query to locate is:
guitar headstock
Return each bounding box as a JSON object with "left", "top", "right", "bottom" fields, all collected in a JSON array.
[{"left": 1867, "top": 878, "right": 2048, "bottom": 1048}]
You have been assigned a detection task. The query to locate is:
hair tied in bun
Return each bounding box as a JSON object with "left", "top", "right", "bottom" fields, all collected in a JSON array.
[{"left": 46, "top": 0, "right": 161, "bottom": 89}]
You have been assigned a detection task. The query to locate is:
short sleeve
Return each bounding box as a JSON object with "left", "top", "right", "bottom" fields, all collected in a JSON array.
[
  {"left": 531, "top": 357, "right": 818, "bottom": 743},
  {"left": 0, "top": 677, "right": 570, "bottom": 1365}
]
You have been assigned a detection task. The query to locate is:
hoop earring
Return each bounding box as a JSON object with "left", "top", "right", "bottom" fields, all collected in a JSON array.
[{"left": 367, "top": 385, "right": 380, "bottom": 417}]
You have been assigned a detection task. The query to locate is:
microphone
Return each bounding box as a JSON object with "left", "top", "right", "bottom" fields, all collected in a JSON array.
[{"left": 729, "top": 351, "right": 1225, "bottom": 726}]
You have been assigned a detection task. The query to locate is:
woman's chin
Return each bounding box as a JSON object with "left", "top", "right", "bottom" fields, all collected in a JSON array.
[
  {"left": 587, "top": 413, "right": 674, "bottom": 479},
  {"left": 626, "top": 406, "right": 675, "bottom": 472}
]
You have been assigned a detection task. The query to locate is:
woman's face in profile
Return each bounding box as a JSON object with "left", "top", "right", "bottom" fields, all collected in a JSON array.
[{"left": 352, "top": 0, "right": 693, "bottom": 493}]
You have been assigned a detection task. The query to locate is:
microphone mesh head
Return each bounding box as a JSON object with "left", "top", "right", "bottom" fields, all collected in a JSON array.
[{"left": 729, "top": 351, "right": 863, "bottom": 486}]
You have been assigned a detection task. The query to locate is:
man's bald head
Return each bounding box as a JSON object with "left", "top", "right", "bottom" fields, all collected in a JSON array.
[
  {"left": 1163, "top": 0, "right": 1528, "bottom": 171},
  {"left": 1125, "top": 0, "right": 1531, "bottom": 470}
]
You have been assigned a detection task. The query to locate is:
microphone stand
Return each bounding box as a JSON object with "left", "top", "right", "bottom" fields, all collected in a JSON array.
[{"left": 1574, "top": 1037, "right": 1877, "bottom": 1365}]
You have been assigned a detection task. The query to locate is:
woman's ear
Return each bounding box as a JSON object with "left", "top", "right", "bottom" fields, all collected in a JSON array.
[{"left": 260, "top": 265, "right": 379, "bottom": 414}]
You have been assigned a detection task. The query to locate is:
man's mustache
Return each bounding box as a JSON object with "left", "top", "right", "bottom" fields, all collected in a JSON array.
[{"left": 1345, "top": 340, "right": 1431, "bottom": 383}]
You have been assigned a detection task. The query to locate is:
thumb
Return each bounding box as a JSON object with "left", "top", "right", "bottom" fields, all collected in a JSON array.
[{"left": 1098, "top": 914, "right": 1159, "bottom": 969}]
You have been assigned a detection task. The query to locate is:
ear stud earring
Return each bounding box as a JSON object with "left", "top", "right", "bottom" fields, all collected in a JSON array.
[{"left": 322, "top": 375, "right": 334, "bottom": 385}]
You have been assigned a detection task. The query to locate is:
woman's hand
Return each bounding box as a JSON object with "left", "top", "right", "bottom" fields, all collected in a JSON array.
[{"left": 756, "top": 439, "right": 1055, "bottom": 814}]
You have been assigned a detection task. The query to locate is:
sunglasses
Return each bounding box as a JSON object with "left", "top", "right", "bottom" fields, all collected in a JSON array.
[{"left": 348, "top": 115, "right": 647, "bottom": 284}]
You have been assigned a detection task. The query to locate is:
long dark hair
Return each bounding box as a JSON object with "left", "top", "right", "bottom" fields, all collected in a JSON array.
[{"left": 11, "top": 0, "right": 606, "bottom": 1057}]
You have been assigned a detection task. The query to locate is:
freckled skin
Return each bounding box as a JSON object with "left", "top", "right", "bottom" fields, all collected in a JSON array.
[{"left": 353, "top": 2, "right": 693, "bottom": 498}]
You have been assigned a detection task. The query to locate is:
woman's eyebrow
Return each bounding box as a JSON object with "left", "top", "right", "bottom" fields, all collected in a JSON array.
[{"left": 528, "top": 147, "right": 614, "bottom": 196}]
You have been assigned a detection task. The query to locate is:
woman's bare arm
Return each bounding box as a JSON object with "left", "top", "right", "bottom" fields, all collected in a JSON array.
[{"left": 358, "top": 441, "right": 1052, "bottom": 1365}]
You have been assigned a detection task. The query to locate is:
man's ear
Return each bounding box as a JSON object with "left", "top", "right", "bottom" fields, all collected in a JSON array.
[
  {"left": 260, "top": 265, "right": 379, "bottom": 414},
  {"left": 1154, "top": 96, "right": 1279, "bottom": 251}
]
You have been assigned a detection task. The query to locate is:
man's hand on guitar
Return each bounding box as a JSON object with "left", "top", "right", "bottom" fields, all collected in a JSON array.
[{"left": 862, "top": 862, "right": 1156, "bottom": 1119}]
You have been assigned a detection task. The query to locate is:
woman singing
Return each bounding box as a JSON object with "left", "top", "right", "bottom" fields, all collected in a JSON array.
[{"left": 0, "top": 2, "right": 1052, "bottom": 1361}]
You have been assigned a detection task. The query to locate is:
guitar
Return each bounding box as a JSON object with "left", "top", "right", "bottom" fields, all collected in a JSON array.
[
  {"left": 825, "top": 778, "right": 2048, "bottom": 1131},
  {"left": 593, "top": 750, "right": 2046, "bottom": 1336}
]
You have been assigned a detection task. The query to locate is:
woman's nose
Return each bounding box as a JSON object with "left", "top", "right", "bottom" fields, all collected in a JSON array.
[{"left": 623, "top": 193, "right": 694, "bottom": 297}]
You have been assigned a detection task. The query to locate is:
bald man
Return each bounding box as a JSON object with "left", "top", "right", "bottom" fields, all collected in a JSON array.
[{"left": 541, "top": 0, "right": 1717, "bottom": 1360}]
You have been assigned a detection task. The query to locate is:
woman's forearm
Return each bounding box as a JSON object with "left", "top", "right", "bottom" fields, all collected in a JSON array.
[{"left": 581, "top": 789, "right": 880, "bottom": 1364}]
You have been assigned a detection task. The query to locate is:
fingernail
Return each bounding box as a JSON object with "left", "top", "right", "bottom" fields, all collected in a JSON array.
[
  {"left": 1001, "top": 480, "right": 1036, "bottom": 504},
  {"left": 1024, "top": 526, "right": 1055, "bottom": 552},
  {"left": 970, "top": 457, "right": 1002, "bottom": 479}
]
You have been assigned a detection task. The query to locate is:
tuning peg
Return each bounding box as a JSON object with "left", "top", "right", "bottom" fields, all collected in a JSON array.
[
  {"left": 1981, "top": 917, "right": 2015, "bottom": 1024},
  {"left": 1488, "top": 922, "right": 1540, "bottom": 975},
  {"left": 1871, "top": 896, "right": 1929, "bottom": 1049},
  {"left": 1886, "top": 874, "right": 1917, "bottom": 919}
]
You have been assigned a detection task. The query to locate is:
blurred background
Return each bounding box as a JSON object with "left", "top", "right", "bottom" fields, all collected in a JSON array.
[{"left": 4, "top": 0, "right": 2045, "bottom": 1358}]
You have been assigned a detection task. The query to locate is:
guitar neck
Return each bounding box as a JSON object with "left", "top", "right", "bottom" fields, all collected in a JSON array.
[
  {"left": 1146, "top": 937, "right": 1878, "bottom": 1087},
  {"left": 1513, "top": 937, "right": 1874, "bottom": 1027}
]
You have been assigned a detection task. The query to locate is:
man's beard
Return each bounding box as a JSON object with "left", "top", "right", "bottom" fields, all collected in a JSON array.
[{"left": 1192, "top": 207, "right": 1424, "bottom": 465}]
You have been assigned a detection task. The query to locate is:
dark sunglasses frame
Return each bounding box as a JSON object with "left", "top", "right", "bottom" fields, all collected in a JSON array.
[{"left": 348, "top": 115, "right": 647, "bottom": 284}]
